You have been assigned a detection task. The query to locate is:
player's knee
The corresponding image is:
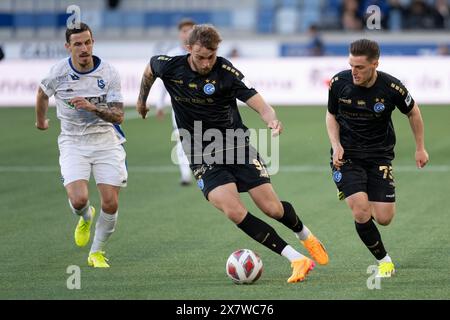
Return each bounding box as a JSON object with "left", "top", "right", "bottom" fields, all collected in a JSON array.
[
  {"left": 222, "top": 206, "right": 247, "bottom": 224},
  {"left": 101, "top": 198, "right": 118, "bottom": 214},
  {"left": 351, "top": 206, "right": 372, "bottom": 223},
  {"left": 375, "top": 213, "right": 394, "bottom": 226},
  {"left": 376, "top": 217, "right": 392, "bottom": 226},
  {"left": 69, "top": 196, "right": 89, "bottom": 210},
  {"left": 261, "top": 201, "right": 283, "bottom": 219}
]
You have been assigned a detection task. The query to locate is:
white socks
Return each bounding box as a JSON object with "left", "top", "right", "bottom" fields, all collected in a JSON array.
[
  {"left": 281, "top": 245, "right": 305, "bottom": 262},
  {"left": 90, "top": 210, "right": 118, "bottom": 254},
  {"left": 377, "top": 254, "right": 392, "bottom": 264},
  {"left": 69, "top": 199, "right": 92, "bottom": 222},
  {"left": 295, "top": 225, "right": 311, "bottom": 241}
]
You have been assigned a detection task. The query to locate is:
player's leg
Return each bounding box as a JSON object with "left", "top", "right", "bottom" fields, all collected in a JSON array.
[
  {"left": 60, "top": 145, "right": 95, "bottom": 247},
  {"left": 248, "top": 183, "right": 328, "bottom": 265},
  {"left": 88, "top": 146, "right": 127, "bottom": 267},
  {"left": 371, "top": 202, "right": 396, "bottom": 226},
  {"left": 346, "top": 192, "right": 394, "bottom": 276},
  {"left": 366, "top": 161, "right": 397, "bottom": 277},
  {"left": 66, "top": 180, "right": 91, "bottom": 220},
  {"left": 66, "top": 180, "right": 96, "bottom": 247},
  {"left": 172, "top": 111, "right": 191, "bottom": 185},
  {"left": 207, "top": 182, "right": 313, "bottom": 283},
  {"left": 87, "top": 183, "right": 120, "bottom": 268}
]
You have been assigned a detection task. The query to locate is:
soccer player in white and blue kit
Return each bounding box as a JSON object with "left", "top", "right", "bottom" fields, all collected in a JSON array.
[
  {"left": 154, "top": 19, "right": 195, "bottom": 186},
  {"left": 35, "top": 23, "right": 126, "bottom": 268}
]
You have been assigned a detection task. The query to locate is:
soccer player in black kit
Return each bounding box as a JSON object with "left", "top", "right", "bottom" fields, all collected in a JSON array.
[
  {"left": 136, "top": 24, "right": 328, "bottom": 283},
  {"left": 326, "top": 39, "right": 429, "bottom": 277}
]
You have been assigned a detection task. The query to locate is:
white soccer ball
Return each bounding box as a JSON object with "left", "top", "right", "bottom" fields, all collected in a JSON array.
[{"left": 226, "top": 249, "right": 263, "bottom": 284}]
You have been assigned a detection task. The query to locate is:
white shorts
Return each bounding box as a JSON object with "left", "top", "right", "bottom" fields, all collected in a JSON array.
[{"left": 59, "top": 144, "right": 128, "bottom": 187}]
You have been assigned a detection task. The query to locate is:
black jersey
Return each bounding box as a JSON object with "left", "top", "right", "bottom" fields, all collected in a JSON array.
[
  {"left": 150, "top": 54, "right": 258, "bottom": 164},
  {"left": 328, "top": 70, "right": 415, "bottom": 160}
]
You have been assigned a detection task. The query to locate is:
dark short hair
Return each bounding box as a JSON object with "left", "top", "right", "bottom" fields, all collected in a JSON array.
[
  {"left": 187, "top": 24, "right": 222, "bottom": 51},
  {"left": 178, "top": 18, "right": 196, "bottom": 30},
  {"left": 350, "top": 39, "right": 380, "bottom": 61},
  {"left": 65, "top": 22, "right": 93, "bottom": 43}
]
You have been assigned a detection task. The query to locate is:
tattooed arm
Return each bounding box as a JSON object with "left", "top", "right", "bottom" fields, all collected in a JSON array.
[
  {"left": 95, "top": 102, "right": 124, "bottom": 124},
  {"left": 136, "top": 64, "right": 155, "bottom": 119},
  {"left": 70, "top": 97, "right": 124, "bottom": 124}
]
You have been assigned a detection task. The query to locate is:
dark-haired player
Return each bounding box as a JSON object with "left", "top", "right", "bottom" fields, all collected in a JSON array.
[{"left": 326, "top": 39, "right": 429, "bottom": 277}]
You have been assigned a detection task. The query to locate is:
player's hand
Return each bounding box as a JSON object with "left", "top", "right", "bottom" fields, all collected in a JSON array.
[
  {"left": 268, "top": 119, "right": 283, "bottom": 137},
  {"left": 415, "top": 149, "right": 429, "bottom": 169},
  {"left": 136, "top": 102, "right": 150, "bottom": 119},
  {"left": 70, "top": 97, "right": 96, "bottom": 112},
  {"left": 332, "top": 144, "right": 345, "bottom": 169},
  {"left": 156, "top": 109, "right": 165, "bottom": 121},
  {"left": 35, "top": 119, "right": 50, "bottom": 130}
]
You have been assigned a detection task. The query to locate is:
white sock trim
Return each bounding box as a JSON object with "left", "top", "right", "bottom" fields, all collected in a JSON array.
[
  {"left": 68, "top": 199, "right": 91, "bottom": 221},
  {"left": 281, "top": 245, "right": 304, "bottom": 262},
  {"left": 295, "top": 225, "right": 311, "bottom": 241}
]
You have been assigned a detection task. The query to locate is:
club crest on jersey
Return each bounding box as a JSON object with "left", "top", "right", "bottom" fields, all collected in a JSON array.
[
  {"left": 197, "top": 178, "right": 205, "bottom": 190},
  {"left": 97, "top": 79, "right": 105, "bottom": 89},
  {"left": 203, "top": 83, "right": 215, "bottom": 95},
  {"left": 333, "top": 170, "right": 342, "bottom": 183},
  {"left": 374, "top": 102, "right": 385, "bottom": 113}
]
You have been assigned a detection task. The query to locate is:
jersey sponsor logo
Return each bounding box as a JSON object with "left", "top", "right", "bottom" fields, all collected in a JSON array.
[
  {"left": 170, "top": 79, "right": 184, "bottom": 85},
  {"left": 69, "top": 74, "right": 80, "bottom": 81},
  {"left": 405, "top": 92, "right": 412, "bottom": 106},
  {"left": 373, "top": 102, "right": 385, "bottom": 113},
  {"left": 197, "top": 178, "right": 204, "bottom": 190},
  {"left": 188, "top": 83, "right": 198, "bottom": 89},
  {"left": 357, "top": 100, "right": 366, "bottom": 106},
  {"left": 339, "top": 98, "right": 352, "bottom": 104},
  {"left": 97, "top": 79, "right": 105, "bottom": 89},
  {"left": 333, "top": 170, "right": 342, "bottom": 183},
  {"left": 203, "top": 83, "right": 215, "bottom": 95}
]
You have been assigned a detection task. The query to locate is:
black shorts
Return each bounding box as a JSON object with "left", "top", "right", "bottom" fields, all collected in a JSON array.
[
  {"left": 330, "top": 158, "right": 395, "bottom": 202},
  {"left": 191, "top": 151, "right": 271, "bottom": 200}
]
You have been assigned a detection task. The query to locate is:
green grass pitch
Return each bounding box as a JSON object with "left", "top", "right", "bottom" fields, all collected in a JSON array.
[{"left": 1, "top": 106, "right": 449, "bottom": 299}]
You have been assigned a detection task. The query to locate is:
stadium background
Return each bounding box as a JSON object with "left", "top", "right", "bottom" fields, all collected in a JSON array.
[{"left": 0, "top": 0, "right": 449, "bottom": 300}]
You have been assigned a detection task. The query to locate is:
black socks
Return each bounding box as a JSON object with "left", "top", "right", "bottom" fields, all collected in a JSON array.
[
  {"left": 277, "top": 201, "right": 304, "bottom": 233},
  {"left": 237, "top": 212, "right": 287, "bottom": 255},
  {"left": 355, "top": 219, "right": 387, "bottom": 260}
]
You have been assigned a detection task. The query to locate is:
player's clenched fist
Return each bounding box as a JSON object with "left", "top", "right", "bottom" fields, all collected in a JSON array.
[
  {"left": 136, "top": 102, "right": 149, "bottom": 119},
  {"left": 268, "top": 119, "right": 283, "bottom": 137},
  {"left": 35, "top": 119, "right": 50, "bottom": 130}
]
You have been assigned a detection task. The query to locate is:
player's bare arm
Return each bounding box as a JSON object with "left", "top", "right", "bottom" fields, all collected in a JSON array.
[
  {"left": 407, "top": 103, "right": 429, "bottom": 168},
  {"left": 325, "top": 111, "right": 344, "bottom": 168},
  {"left": 246, "top": 93, "right": 282, "bottom": 137},
  {"left": 35, "top": 87, "right": 50, "bottom": 130},
  {"left": 136, "top": 64, "right": 155, "bottom": 119},
  {"left": 69, "top": 97, "right": 124, "bottom": 124}
]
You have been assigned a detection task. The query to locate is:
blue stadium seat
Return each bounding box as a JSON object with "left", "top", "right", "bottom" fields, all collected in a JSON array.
[
  {"left": 257, "top": 9, "right": 275, "bottom": 33},
  {"left": 0, "top": 13, "right": 13, "bottom": 27},
  {"left": 145, "top": 12, "right": 171, "bottom": 28},
  {"left": 36, "top": 13, "right": 57, "bottom": 28},
  {"left": 122, "top": 11, "right": 145, "bottom": 28},
  {"left": 211, "top": 11, "right": 232, "bottom": 27},
  {"left": 103, "top": 11, "right": 123, "bottom": 28},
  {"left": 171, "top": 11, "right": 212, "bottom": 25},
  {"left": 13, "top": 13, "right": 35, "bottom": 28},
  {"left": 280, "top": 0, "right": 298, "bottom": 7},
  {"left": 259, "top": 0, "right": 277, "bottom": 9}
]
